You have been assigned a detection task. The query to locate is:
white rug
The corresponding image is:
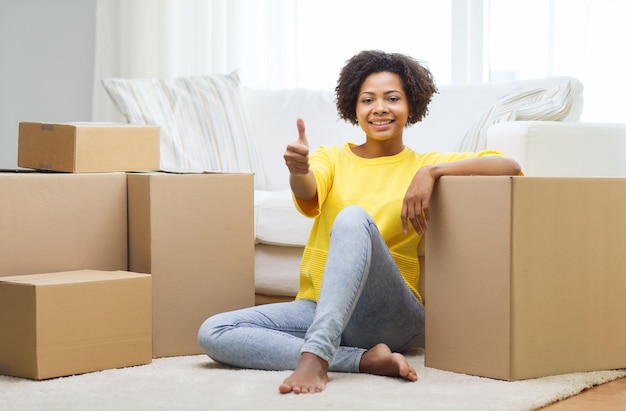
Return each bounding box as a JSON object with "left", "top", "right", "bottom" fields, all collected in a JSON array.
[{"left": 1, "top": 349, "right": 625, "bottom": 411}]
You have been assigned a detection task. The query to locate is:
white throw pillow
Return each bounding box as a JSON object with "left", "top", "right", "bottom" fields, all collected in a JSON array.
[
  {"left": 458, "top": 80, "right": 574, "bottom": 152},
  {"left": 102, "top": 72, "right": 267, "bottom": 189}
]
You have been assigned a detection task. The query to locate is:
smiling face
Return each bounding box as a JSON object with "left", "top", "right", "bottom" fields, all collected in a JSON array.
[{"left": 356, "top": 71, "right": 410, "bottom": 145}]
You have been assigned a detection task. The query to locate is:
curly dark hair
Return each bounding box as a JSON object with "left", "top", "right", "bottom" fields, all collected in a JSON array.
[{"left": 335, "top": 50, "right": 438, "bottom": 126}]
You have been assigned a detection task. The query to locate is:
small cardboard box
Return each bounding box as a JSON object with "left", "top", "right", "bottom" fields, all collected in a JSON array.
[
  {"left": 127, "top": 172, "right": 255, "bottom": 357},
  {"left": 0, "top": 270, "right": 152, "bottom": 380},
  {"left": 18, "top": 122, "right": 160, "bottom": 173},
  {"left": 0, "top": 171, "right": 128, "bottom": 277},
  {"left": 425, "top": 176, "right": 626, "bottom": 380}
]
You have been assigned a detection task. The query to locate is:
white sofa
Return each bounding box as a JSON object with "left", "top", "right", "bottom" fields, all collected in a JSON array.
[
  {"left": 245, "top": 77, "right": 626, "bottom": 304},
  {"left": 102, "top": 73, "right": 626, "bottom": 304}
]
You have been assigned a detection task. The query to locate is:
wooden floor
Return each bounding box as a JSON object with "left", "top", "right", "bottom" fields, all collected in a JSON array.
[{"left": 540, "top": 376, "right": 626, "bottom": 410}]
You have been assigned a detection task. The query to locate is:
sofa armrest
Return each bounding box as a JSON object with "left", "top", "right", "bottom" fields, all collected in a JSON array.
[{"left": 486, "top": 121, "right": 626, "bottom": 176}]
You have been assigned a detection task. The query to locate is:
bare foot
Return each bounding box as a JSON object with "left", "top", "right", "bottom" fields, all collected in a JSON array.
[
  {"left": 359, "top": 343, "right": 418, "bottom": 382},
  {"left": 279, "top": 352, "right": 329, "bottom": 394}
]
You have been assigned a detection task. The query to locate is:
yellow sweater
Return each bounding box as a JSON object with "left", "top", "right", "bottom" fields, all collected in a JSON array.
[{"left": 294, "top": 143, "right": 504, "bottom": 304}]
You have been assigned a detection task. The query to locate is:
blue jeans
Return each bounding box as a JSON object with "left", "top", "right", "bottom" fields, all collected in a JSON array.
[{"left": 197, "top": 205, "right": 425, "bottom": 373}]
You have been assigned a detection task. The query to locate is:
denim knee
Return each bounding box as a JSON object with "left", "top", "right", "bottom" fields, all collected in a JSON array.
[
  {"left": 197, "top": 313, "right": 227, "bottom": 357},
  {"left": 332, "top": 205, "right": 371, "bottom": 231}
]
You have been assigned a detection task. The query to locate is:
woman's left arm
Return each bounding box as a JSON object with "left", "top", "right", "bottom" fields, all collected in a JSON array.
[{"left": 401, "top": 156, "right": 522, "bottom": 235}]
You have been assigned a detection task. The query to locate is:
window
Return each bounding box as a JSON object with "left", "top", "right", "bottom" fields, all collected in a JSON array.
[
  {"left": 488, "top": 0, "right": 626, "bottom": 122},
  {"left": 294, "top": 0, "right": 451, "bottom": 89},
  {"left": 292, "top": 0, "right": 625, "bottom": 121}
]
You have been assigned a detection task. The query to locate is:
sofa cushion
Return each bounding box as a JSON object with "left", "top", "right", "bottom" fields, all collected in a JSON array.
[
  {"left": 255, "top": 189, "right": 313, "bottom": 246},
  {"left": 102, "top": 72, "right": 267, "bottom": 189},
  {"left": 255, "top": 244, "right": 302, "bottom": 297},
  {"left": 458, "top": 80, "right": 575, "bottom": 152}
]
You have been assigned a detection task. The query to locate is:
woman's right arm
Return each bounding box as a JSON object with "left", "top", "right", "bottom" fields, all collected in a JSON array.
[{"left": 284, "top": 118, "right": 317, "bottom": 201}]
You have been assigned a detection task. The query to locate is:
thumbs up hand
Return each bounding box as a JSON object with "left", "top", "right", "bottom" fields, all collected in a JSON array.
[
  {"left": 284, "top": 118, "right": 310, "bottom": 175},
  {"left": 296, "top": 117, "right": 309, "bottom": 148}
]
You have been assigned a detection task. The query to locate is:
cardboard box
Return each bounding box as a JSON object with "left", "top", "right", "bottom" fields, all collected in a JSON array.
[
  {"left": 127, "top": 172, "right": 255, "bottom": 357},
  {"left": 425, "top": 176, "right": 626, "bottom": 380},
  {"left": 0, "top": 270, "right": 152, "bottom": 380},
  {"left": 18, "top": 122, "right": 160, "bottom": 172},
  {"left": 0, "top": 171, "right": 127, "bottom": 277}
]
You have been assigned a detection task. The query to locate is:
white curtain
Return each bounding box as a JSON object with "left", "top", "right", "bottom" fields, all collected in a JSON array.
[
  {"left": 92, "top": 0, "right": 298, "bottom": 122},
  {"left": 92, "top": 0, "right": 625, "bottom": 124}
]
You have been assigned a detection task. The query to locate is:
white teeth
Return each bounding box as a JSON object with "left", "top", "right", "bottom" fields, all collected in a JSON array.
[{"left": 372, "top": 121, "right": 391, "bottom": 125}]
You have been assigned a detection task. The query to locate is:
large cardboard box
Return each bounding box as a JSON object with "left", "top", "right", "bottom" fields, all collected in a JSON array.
[
  {"left": 0, "top": 270, "right": 152, "bottom": 380},
  {"left": 425, "top": 176, "right": 626, "bottom": 380},
  {"left": 18, "top": 122, "right": 160, "bottom": 172},
  {"left": 127, "top": 172, "right": 255, "bottom": 357},
  {"left": 0, "top": 171, "right": 128, "bottom": 277}
]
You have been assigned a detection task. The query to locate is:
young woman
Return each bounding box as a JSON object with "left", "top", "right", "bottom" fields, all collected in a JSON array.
[{"left": 198, "top": 50, "right": 522, "bottom": 394}]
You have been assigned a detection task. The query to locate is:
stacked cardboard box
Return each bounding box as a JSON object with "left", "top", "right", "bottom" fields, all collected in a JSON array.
[
  {"left": 0, "top": 123, "right": 255, "bottom": 379},
  {"left": 0, "top": 270, "right": 152, "bottom": 380},
  {"left": 18, "top": 122, "right": 160, "bottom": 173},
  {"left": 127, "top": 172, "right": 255, "bottom": 357},
  {"left": 0, "top": 171, "right": 128, "bottom": 277},
  {"left": 425, "top": 176, "right": 626, "bottom": 380}
]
